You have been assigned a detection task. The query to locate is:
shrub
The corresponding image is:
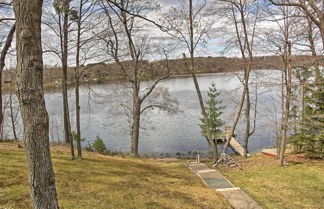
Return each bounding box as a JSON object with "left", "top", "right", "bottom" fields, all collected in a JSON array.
[
  {"left": 71, "top": 131, "right": 86, "bottom": 143},
  {"left": 92, "top": 135, "right": 106, "bottom": 154}
]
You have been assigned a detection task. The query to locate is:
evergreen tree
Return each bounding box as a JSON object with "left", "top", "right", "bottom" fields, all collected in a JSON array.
[
  {"left": 290, "top": 67, "right": 324, "bottom": 158},
  {"left": 200, "top": 83, "right": 225, "bottom": 140}
]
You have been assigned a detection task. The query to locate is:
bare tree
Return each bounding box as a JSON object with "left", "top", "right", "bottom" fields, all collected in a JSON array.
[
  {"left": 161, "top": 0, "right": 220, "bottom": 162},
  {"left": 13, "top": 0, "right": 59, "bottom": 207},
  {"left": 73, "top": 0, "right": 98, "bottom": 160},
  {"left": 260, "top": 4, "right": 298, "bottom": 166},
  {"left": 215, "top": 0, "right": 259, "bottom": 159},
  {"left": 98, "top": 0, "right": 176, "bottom": 157},
  {"left": 44, "top": 0, "right": 75, "bottom": 159},
  {"left": 268, "top": 0, "right": 324, "bottom": 50}
]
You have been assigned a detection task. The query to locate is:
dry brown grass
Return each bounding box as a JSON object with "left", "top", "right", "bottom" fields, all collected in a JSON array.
[{"left": 0, "top": 142, "right": 231, "bottom": 209}]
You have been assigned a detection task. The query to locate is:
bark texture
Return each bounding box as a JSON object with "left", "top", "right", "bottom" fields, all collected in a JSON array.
[
  {"left": 131, "top": 95, "right": 141, "bottom": 157},
  {"left": 13, "top": 0, "right": 59, "bottom": 208}
]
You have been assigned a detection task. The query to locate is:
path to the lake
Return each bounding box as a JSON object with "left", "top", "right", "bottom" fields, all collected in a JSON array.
[{"left": 187, "top": 162, "right": 263, "bottom": 209}]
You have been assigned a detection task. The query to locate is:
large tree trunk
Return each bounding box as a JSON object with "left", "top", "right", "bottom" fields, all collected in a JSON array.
[
  {"left": 131, "top": 95, "right": 141, "bottom": 157},
  {"left": 0, "top": 23, "right": 16, "bottom": 140},
  {"left": 13, "top": 0, "right": 59, "bottom": 208},
  {"left": 61, "top": 0, "right": 74, "bottom": 159}
]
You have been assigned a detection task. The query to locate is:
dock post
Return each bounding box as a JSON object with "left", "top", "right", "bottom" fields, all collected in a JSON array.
[{"left": 197, "top": 154, "right": 200, "bottom": 163}]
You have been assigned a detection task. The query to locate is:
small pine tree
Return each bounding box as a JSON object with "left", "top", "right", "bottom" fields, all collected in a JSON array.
[
  {"left": 92, "top": 135, "right": 106, "bottom": 154},
  {"left": 200, "top": 82, "right": 225, "bottom": 140}
]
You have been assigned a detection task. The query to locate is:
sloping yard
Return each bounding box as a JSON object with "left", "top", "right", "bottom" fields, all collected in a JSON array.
[
  {"left": 0, "top": 142, "right": 230, "bottom": 209},
  {"left": 219, "top": 154, "right": 324, "bottom": 209}
]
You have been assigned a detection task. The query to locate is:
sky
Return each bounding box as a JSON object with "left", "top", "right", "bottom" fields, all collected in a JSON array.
[
  {"left": 1, "top": 0, "right": 323, "bottom": 68},
  {"left": 38, "top": 0, "right": 229, "bottom": 67}
]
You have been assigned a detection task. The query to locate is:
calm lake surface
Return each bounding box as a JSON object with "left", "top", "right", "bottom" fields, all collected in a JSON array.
[{"left": 5, "top": 70, "right": 282, "bottom": 156}]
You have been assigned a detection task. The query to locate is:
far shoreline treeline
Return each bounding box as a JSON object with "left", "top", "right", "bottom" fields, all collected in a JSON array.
[{"left": 2, "top": 55, "right": 323, "bottom": 91}]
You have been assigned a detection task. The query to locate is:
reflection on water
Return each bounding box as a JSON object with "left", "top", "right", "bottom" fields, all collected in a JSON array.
[{"left": 4, "top": 70, "right": 282, "bottom": 156}]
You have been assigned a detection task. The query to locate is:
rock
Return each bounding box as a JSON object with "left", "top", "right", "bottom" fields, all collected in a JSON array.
[{"left": 213, "top": 153, "right": 240, "bottom": 168}]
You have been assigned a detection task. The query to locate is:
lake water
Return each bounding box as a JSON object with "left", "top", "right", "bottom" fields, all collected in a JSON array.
[{"left": 4, "top": 70, "right": 283, "bottom": 156}]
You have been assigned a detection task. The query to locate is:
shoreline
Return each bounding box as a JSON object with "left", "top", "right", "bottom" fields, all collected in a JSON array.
[{"left": 2, "top": 68, "right": 279, "bottom": 93}]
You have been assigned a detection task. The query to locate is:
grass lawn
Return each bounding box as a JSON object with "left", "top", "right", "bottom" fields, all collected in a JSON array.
[
  {"left": 218, "top": 154, "right": 324, "bottom": 209},
  {"left": 0, "top": 142, "right": 230, "bottom": 209}
]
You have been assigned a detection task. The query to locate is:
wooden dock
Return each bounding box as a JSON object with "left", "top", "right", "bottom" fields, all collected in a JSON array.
[
  {"left": 224, "top": 127, "right": 248, "bottom": 156},
  {"left": 228, "top": 137, "right": 248, "bottom": 156}
]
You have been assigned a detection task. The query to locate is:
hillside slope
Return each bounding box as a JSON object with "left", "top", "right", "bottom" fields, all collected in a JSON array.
[{"left": 0, "top": 143, "right": 231, "bottom": 209}]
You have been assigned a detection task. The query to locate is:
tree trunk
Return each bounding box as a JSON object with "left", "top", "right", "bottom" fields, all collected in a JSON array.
[
  {"left": 75, "top": 76, "right": 82, "bottom": 159},
  {"left": 9, "top": 76, "right": 18, "bottom": 141},
  {"left": 0, "top": 69, "right": 3, "bottom": 141},
  {"left": 307, "top": 17, "right": 321, "bottom": 81},
  {"left": 279, "top": 41, "right": 292, "bottom": 167},
  {"left": 243, "top": 84, "right": 251, "bottom": 158},
  {"left": 320, "top": 22, "right": 324, "bottom": 51},
  {"left": 13, "top": 0, "right": 59, "bottom": 208},
  {"left": 190, "top": 71, "right": 218, "bottom": 162},
  {"left": 188, "top": 0, "right": 218, "bottom": 162},
  {"left": 75, "top": 0, "right": 83, "bottom": 160},
  {"left": 131, "top": 96, "right": 141, "bottom": 157},
  {"left": 61, "top": 0, "right": 74, "bottom": 159},
  {"left": 0, "top": 23, "right": 16, "bottom": 140},
  {"left": 221, "top": 86, "right": 246, "bottom": 154}
]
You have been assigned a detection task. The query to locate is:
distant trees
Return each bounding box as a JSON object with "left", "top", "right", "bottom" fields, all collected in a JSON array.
[{"left": 13, "top": 0, "right": 59, "bottom": 208}]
